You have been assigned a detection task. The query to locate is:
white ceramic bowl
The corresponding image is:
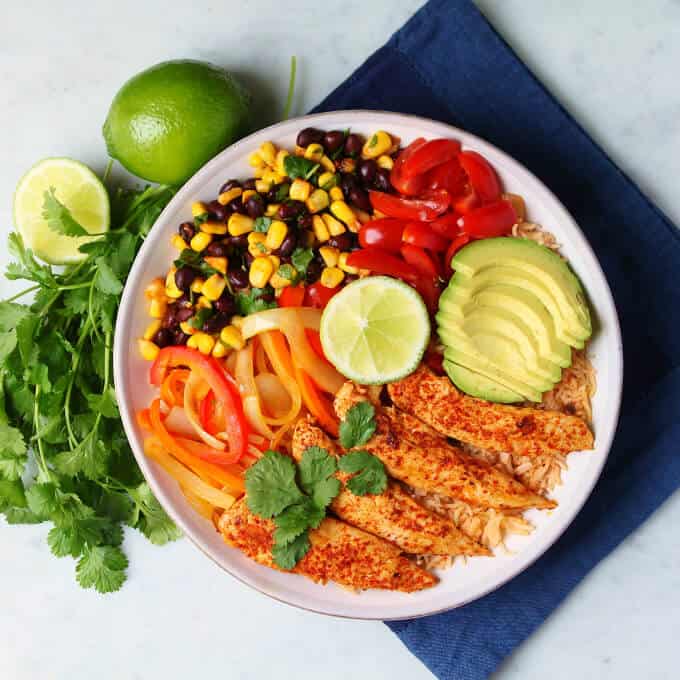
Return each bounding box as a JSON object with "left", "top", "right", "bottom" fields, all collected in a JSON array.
[{"left": 114, "top": 111, "right": 623, "bottom": 620}]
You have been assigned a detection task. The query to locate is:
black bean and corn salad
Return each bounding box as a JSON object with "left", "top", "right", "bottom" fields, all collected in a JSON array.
[{"left": 138, "top": 128, "right": 401, "bottom": 362}]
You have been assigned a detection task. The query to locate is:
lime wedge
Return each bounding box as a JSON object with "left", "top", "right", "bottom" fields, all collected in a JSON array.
[
  {"left": 320, "top": 276, "right": 430, "bottom": 384},
  {"left": 13, "top": 158, "right": 110, "bottom": 264}
]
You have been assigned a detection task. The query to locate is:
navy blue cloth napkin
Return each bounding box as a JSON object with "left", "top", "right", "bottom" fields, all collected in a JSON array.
[{"left": 313, "top": 1, "right": 680, "bottom": 678}]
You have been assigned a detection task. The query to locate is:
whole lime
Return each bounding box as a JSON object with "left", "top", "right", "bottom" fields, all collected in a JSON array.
[{"left": 103, "top": 60, "right": 251, "bottom": 185}]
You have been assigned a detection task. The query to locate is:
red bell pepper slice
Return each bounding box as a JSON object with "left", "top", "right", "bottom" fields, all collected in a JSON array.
[
  {"left": 346, "top": 248, "right": 420, "bottom": 282},
  {"left": 390, "top": 138, "right": 428, "bottom": 196},
  {"left": 402, "top": 222, "right": 450, "bottom": 252},
  {"left": 305, "top": 328, "right": 331, "bottom": 364},
  {"left": 369, "top": 189, "right": 450, "bottom": 222},
  {"left": 400, "top": 244, "right": 439, "bottom": 279},
  {"left": 445, "top": 234, "right": 471, "bottom": 270},
  {"left": 304, "top": 281, "right": 341, "bottom": 309},
  {"left": 150, "top": 346, "right": 249, "bottom": 459},
  {"left": 429, "top": 212, "right": 463, "bottom": 239},
  {"left": 453, "top": 190, "right": 481, "bottom": 215},
  {"left": 426, "top": 158, "right": 468, "bottom": 197},
  {"left": 278, "top": 285, "right": 305, "bottom": 307},
  {"left": 459, "top": 150, "right": 502, "bottom": 203},
  {"left": 358, "top": 218, "right": 406, "bottom": 253},
  {"left": 401, "top": 139, "right": 462, "bottom": 178},
  {"left": 413, "top": 276, "right": 441, "bottom": 315},
  {"left": 459, "top": 199, "right": 517, "bottom": 238}
]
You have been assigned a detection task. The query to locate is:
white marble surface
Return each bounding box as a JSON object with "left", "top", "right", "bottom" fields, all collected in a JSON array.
[{"left": 1, "top": 1, "right": 679, "bottom": 679}]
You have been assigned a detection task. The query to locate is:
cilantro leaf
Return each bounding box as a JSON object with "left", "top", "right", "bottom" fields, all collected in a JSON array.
[
  {"left": 0, "top": 421, "right": 27, "bottom": 480},
  {"left": 297, "top": 446, "right": 340, "bottom": 510},
  {"left": 274, "top": 184, "right": 290, "bottom": 201},
  {"left": 284, "top": 155, "right": 320, "bottom": 180},
  {"left": 76, "top": 545, "right": 128, "bottom": 594},
  {"left": 339, "top": 401, "right": 376, "bottom": 449},
  {"left": 0, "top": 302, "right": 32, "bottom": 332},
  {"left": 42, "top": 187, "right": 89, "bottom": 237},
  {"left": 53, "top": 436, "right": 108, "bottom": 479},
  {"left": 245, "top": 450, "right": 303, "bottom": 518},
  {"left": 254, "top": 216, "right": 272, "bottom": 233},
  {"left": 271, "top": 530, "right": 311, "bottom": 570},
  {"left": 0, "top": 478, "right": 27, "bottom": 511},
  {"left": 6, "top": 233, "right": 57, "bottom": 287},
  {"left": 277, "top": 264, "right": 297, "bottom": 282},
  {"left": 235, "top": 287, "right": 277, "bottom": 316},
  {"left": 86, "top": 386, "right": 119, "bottom": 419},
  {"left": 47, "top": 518, "right": 104, "bottom": 558},
  {"left": 291, "top": 248, "right": 314, "bottom": 279},
  {"left": 173, "top": 248, "right": 219, "bottom": 277},
  {"left": 188, "top": 307, "right": 213, "bottom": 330},
  {"left": 95, "top": 257, "right": 123, "bottom": 295},
  {"left": 338, "top": 450, "right": 387, "bottom": 496},
  {"left": 130, "top": 482, "right": 182, "bottom": 545},
  {"left": 273, "top": 496, "right": 324, "bottom": 546}
]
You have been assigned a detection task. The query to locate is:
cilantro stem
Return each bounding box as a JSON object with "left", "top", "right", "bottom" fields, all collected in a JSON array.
[
  {"left": 2, "top": 284, "right": 40, "bottom": 303},
  {"left": 64, "top": 316, "right": 92, "bottom": 448},
  {"left": 88, "top": 279, "right": 102, "bottom": 342},
  {"left": 33, "top": 385, "right": 49, "bottom": 477},
  {"left": 57, "top": 281, "right": 94, "bottom": 291},
  {"left": 282, "top": 56, "right": 297, "bottom": 120}
]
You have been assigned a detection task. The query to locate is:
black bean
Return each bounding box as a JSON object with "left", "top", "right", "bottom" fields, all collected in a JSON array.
[
  {"left": 305, "top": 259, "right": 322, "bottom": 283},
  {"left": 153, "top": 328, "right": 174, "bottom": 348},
  {"left": 214, "top": 294, "right": 236, "bottom": 315},
  {"left": 296, "top": 127, "right": 324, "bottom": 148},
  {"left": 323, "top": 130, "right": 345, "bottom": 154},
  {"left": 207, "top": 200, "right": 228, "bottom": 221},
  {"left": 161, "top": 305, "right": 178, "bottom": 329},
  {"left": 176, "top": 293, "right": 191, "bottom": 306},
  {"left": 175, "top": 307, "right": 194, "bottom": 323},
  {"left": 174, "top": 266, "right": 196, "bottom": 292},
  {"left": 178, "top": 221, "right": 196, "bottom": 243},
  {"left": 259, "top": 289, "right": 275, "bottom": 303},
  {"left": 341, "top": 173, "right": 360, "bottom": 197},
  {"left": 278, "top": 201, "right": 304, "bottom": 221},
  {"left": 374, "top": 167, "right": 392, "bottom": 193},
  {"left": 274, "top": 232, "right": 297, "bottom": 257},
  {"left": 204, "top": 240, "right": 229, "bottom": 258},
  {"left": 245, "top": 195, "right": 265, "bottom": 219},
  {"left": 328, "top": 233, "right": 355, "bottom": 251},
  {"left": 173, "top": 330, "right": 190, "bottom": 345},
  {"left": 227, "top": 234, "right": 248, "bottom": 250},
  {"left": 278, "top": 255, "right": 292, "bottom": 265},
  {"left": 358, "top": 159, "right": 377, "bottom": 185},
  {"left": 242, "top": 178, "right": 257, "bottom": 190},
  {"left": 202, "top": 312, "right": 230, "bottom": 334},
  {"left": 228, "top": 198, "right": 245, "bottom": 214},
  {"left": 219, "top": 179, "right": 241, "bottom": 194},
  {"left": 344, "top": 133, "right": 364, "bottom": 156},
  {"left": 348, "top": 187, "right": 372, "bottom": 212},
  {"left": 298, "top": 214, "right": 313, "bottom": 230},
  {"left": 228, "top": 268, "right": 249, "bottom": 289}
]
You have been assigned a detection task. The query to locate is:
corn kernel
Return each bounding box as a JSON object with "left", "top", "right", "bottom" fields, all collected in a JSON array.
[
  {"left": 171, "top": 234, "right": 188, "bottom": 251},
  {"left": 180, "top": 321, "right": 196, "bottom": 336},
  {"left": 230, "top": 315, "right": 244, "bottom": 329},
  {"left": 320, "top": 266, "right": 345, "bottom": 288},
  {"left": 149, "top": 298, "right": 167, "bottom": 319},
  {"left": 218, "top": 187, "right": 242, "bottom": 205},
  {"left": 242, "top": 189, "right": 257, "bottom": 202},
  {"left": 138, "top": 339, "right": 160, "bottom": 361},
  {"left": 301, "top": 229, "right": 316, "bottom": 248},
  {"left": 304, "top": 143, "right": 324, "bottom": 161},
  {"left": 220, "top": 325, "right": 245, "bottom": 350},
  {"left": 204, "top": 256, "right": 228, "bottom": 274},
  {"left": 248, "top": 151, "right": 266, "bottom": 168},
  {"left": 265, "top": 220, "right": 288, "bottom": 250},
  {"left": 196, "top": 295, "right": 212, "bottom": 310},
  {"left": 165, "top": 269, "right": 183, "bottom": 299},
  {"left": 289, "top": 178, "right": 312, "bottom": 202},
  {"left": 247, "top": 232, "right": 269, "bottom": 257},
  {"left": 362, "top": 130, "right": 392, "bottom": 158},
  {"left": 319, "top": 246, "right": 340, "bottom": 268},
  {"left": 212, "top": 341, "right": 228, "bottom": 358},
  {"left": 255, "top": 179, "right": 272, "bottom": 194},
  {"left": 195, "top": 332, "right": 216, "bottom": 356},
  {"left": 262, "top": 168, "right": 282, "bottom": 185},
  {"left": 338, "top": 252, "right": 360, "bottom": 274},
  {"left": 191, "top": 231, "right": 213, "bottom": 252},
  {"left": 259, "top": 141, "right": 276, "bottom": 166},
  {"left": 228, "top": 213, "right": 255, "bottom": 236},
  {"left": 339, "top": 158, "right": 356, "bottom": 173},
  {"left": 145, "top": 277, "right": 165, "bottom": 299},
  {"left": 265, "top": 203, "right": 281, "bottom": 217},
  {"left": 270, "top": 268, "right": 296, "bottom": 289},
  {"left": 322, "top": 213, "right": 346, "bottom": 236},
  {"left": 377, "top": 154, "right": 394, "bottom": 170},
  {"left": 329, "top": 186, "right": 344, "bottom": 202},
  {"left": 317, "top": 172, "right": 337, "bottom": 189},
  {"left": 312, "top": 215, "right": 330, "bottom": 242},
  {"left": 249, "top": 256, "right": 275, "bottom": 288},
  {"left": 276, "top": 149, "right": 289, "bottom": 175},
  {"left": 202, "top": 273, "right": 227, "bottom": 301},
  {"left": 201, "top": 220, "right": 227, "bottom": 235},
  {"left": 192, "top": 201, "right": 208, "bottom": 217},
  {"left": 268, "top": 255, "right": 281, "bottom": 270},
  {"left": 320, "top": 155, "right": 336, "bottom": 172},
  {"left": 187, "top": 335, "right": 199, "bottom": 349},
  {"left": 190, "top": 277, "right": 205, "bottom": 294},
  {"left": 306, "top": 189, "right": 329, "bottom": 213},
  {"left": 353, "top": 207, "right": 371, "bottom": 224},
  {"left": 294, "top": 145, "right": 306, "bottom": 157},
  {"left": 144, "top": 320, "right": 161, "bottom": 340},
  {"left": 253, "top": 166, "right": 266, "bottom": 178},
  {"left": 330, "top": 200, "right": 360, "bottom": 229}
]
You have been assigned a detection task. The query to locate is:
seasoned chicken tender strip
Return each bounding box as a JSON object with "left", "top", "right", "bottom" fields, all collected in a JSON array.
[
  {"left": 335, "top": 382, "right": 555, "bottom": 511},
  {"left": 292, "top": 420, "right": 489, "bottom": 557},
  {"left": 388, "top": 366, "right": 594, "bottom": 457},
  {"left": 218, "top": 499, "right": 437, "bottom": 592}
]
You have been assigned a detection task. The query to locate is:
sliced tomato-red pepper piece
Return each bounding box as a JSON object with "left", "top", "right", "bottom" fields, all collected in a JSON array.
[
  {"left": 459, "top": 199, "right": 517, "bottom": 238},
  {"left": 413, "top": 276, "right": 441, "bottom": 315},
  {"left": 459, "top": 150, "right": 502, "bottom": 203},
  {"left": 426, "top": 158, "right": 468, "bottom": 197},
  {"left": 400, "top": 243, "right": 439, "bottom": 279},
  {"left": 278, "top": 284, "right": 305, "bottom": 307},
  {"left": 305, "top": 328, "right": 331, "bottom": 365},
  {"left": 453, "top": 190, "right": 480, "bottom": 215},
  {"left": 390, "top": 138, "right": 428, "bottom": 196},
  {"left": 369, "top": 189, "right": 450, "bottom": 222},
  {"left": 358, "top": 218, "right": 406, "bottom": 253},
  {"left": 402, "top": 222, "right": 450, "bottom": 252},
  {"left": 150, "top": 346, "right": 249, "bottom": 459},
  {"left": 445, "top": 234, "right": 471, "bottom": 270},
  {"left": 430, "top": 212, "right": 463, "bottom": 239},
  {"left": 346, "top": 248, "right": 420, "bottom": 282},
  {"left": 401, "top": 139, "right": 462, "bottom": 178},
  {"left": 303, "top": 281, "right": 341, "bottom": 309}
]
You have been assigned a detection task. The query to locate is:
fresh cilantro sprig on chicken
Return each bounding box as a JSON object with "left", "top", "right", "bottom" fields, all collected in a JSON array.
[{"left": 0, "top": 182, "right": 181, "bottom": 593}]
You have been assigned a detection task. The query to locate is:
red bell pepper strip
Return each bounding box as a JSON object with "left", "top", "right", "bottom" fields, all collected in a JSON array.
[
  {"left": 453, "top": 190, "right": 480, "bottom": 215},
  {"left": 459, "top": 199, "right": 517, "bottom": 238},
  {"left": 278, "top": 285, "right": 305, "bottom": 307},
  {"left": 369, "top": 189, "right": 450, "bottom": 222},
  {"left": 303, "top": 281, "right": 341, "bottom": 309},
  {"left": 400, "top": 244, "right": 439, "bottom": 279},
  {"left": 358, "top": 218, "right": 406, "bottom": 253},
  {"left": 346, "top": 248, "right": 420, "bottom": 282},
  {"left": 150, "top": 346, "right": 249, "bottom": 459},
  {"left": 413, "top": 276, "right": 441, "bottom": 315},
  {"left": 401, "top": 139, "right": 461, "bottom": 178},
  {"left": 430, "top": 212, "right": 463, "bottom": 239},
  {"left": 445, "top": 234, "right": 471, "bottom": 270},
  {"left": 305, "top": 329, "right": 331, "bottom": 365},
  {"left": 402, "top": 222, "right": 450, "bottom": 252},
  {"left": 390, "top": 138, "right": 428, "bottom": 196},
  {"left": 459, "top": 151, "right": 502, "bottom": 203},
  {"left": 426, "top": 158, "right": 468, "bottom": 197}
]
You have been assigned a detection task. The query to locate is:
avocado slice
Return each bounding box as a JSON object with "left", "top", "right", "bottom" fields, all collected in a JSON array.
[
  {"left": 444, "top": 360, "right": 525, "bottom": 403},
  {"left": 451, "top": 238, "right": 591, "bottom": 346}
]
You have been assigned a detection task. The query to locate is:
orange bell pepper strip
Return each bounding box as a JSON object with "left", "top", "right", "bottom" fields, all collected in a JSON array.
[{"left": 294, "top": 364, "right": 340, "bottom": 437}]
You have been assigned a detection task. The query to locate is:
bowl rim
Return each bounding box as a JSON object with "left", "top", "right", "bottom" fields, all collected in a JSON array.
[{"left": 113, "top": 109, "right": 623, "bottom": 620}]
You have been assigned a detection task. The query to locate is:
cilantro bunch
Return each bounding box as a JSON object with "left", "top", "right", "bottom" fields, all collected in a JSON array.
[{"left": 0, "top": 184, "right": 181, "bottom": 593}]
